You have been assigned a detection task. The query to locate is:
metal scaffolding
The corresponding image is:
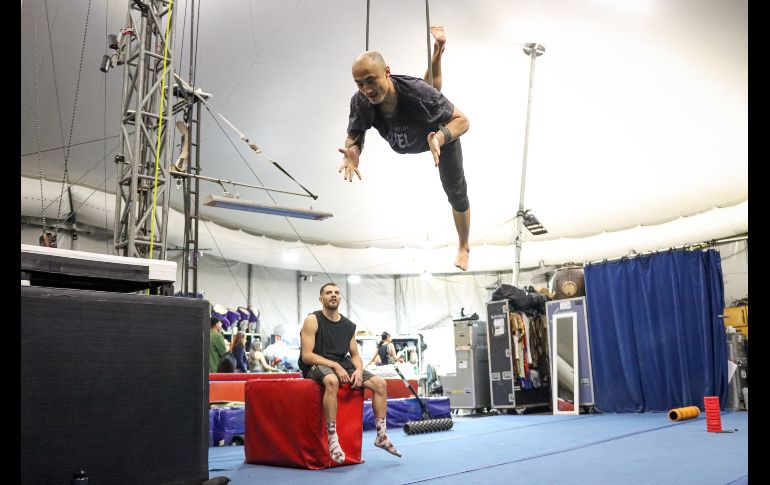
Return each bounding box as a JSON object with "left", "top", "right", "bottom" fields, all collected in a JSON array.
[
  {"left": 170, "top": 85, "right": 203, "bottom": 295},
  {"left": 113, "top": 0, "right": 177, "bottom": 260}
]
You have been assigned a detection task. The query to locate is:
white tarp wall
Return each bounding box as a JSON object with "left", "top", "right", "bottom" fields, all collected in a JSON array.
[
  {"left": 21, "top": 176, "right": 748, "bottom": 276},
  {"left": 20, "top": 225, "right": 748, "bottom": 374}
]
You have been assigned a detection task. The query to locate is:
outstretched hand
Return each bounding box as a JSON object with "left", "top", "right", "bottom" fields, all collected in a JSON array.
[
  {"left": 338, "top": 145, "right": 362, "bottom": 182},
  {"left": 427, "top": 132, "right": 441, "bottom": 167}
]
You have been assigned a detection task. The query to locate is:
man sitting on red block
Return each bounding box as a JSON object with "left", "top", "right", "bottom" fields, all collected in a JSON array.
[{"left": 299, "top": 283, "right": 402, "bottom": 463}]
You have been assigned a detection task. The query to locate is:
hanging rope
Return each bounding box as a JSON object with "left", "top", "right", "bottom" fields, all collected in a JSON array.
[
  {"left": 364, "top": 0, "right": 433, "bottom": 86},
  {"left": 53, "top": 0, "right": 93, "bottom": 243},
  {"left": 148, "top": 0, "right": 175, "bottom": 260},
  {"left": 33, "top": 0, "right": 48, "bottom": 242}
]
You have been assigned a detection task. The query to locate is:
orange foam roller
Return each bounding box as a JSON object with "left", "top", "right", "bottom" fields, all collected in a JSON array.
[{"left": 668, "top": 406, "right": 701, "bottom": 421}]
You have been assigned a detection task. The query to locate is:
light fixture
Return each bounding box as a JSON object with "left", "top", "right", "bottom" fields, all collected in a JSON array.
[
  {"left": 347, "top": 274, "right": 361, "bottom": 284},
  {"left": 299, "top": 273, "right": 313, "bottom": 282},
  {"left": 107, "top": 34, "right": 119, "bottom": 50},
  {"left": 203, "top": 194, "right": 333, "bottom": 220},
  {"left": 521, "top": 210, "right": 547, "bottom": 235},
  {"left": 282, "top": 251, "right": 298, "bottom": 263},
  {"left": 99, "top": 55, "right": 112, "bottom": 73}
]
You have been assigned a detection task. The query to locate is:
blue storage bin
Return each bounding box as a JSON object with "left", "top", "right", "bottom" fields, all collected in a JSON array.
[
  {"left": 209, "top": 408, "right": 222, "bottom": 447},
  {"left": 219, "top": 407, "right": 246, "bottom": 445},
  {"left": 362, "top": 397, "right": 450, "bottom": 430}
]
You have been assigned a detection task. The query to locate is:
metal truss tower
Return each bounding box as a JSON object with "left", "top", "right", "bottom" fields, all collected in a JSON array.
[
  {"left": 113, "top": 0, "right": 177, "bottom": 260},
  {"left": 170, "top": 85, "right": 203, "bottom": 296}
]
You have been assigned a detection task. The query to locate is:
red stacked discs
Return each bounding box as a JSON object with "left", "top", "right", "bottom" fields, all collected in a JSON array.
[{"left": 703, "top": 396, "right": 722, "bottom": 432}]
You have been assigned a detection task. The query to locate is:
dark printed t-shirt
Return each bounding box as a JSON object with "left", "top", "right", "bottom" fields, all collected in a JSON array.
[{"left": 347, "top": 74, "right": 455, "bottom": 154}]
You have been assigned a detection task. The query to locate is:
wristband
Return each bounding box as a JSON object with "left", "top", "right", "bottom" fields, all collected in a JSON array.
[
  {"left": 350, "top": 132, "right": 365, "bottom": 150},
  {"left": 439, "top": 126, "right": 452, "bottom": 144}
]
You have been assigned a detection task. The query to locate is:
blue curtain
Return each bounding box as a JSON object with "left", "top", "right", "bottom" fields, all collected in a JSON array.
[{"left": 584, "top": 249, "right": 727, "bottom": 412}]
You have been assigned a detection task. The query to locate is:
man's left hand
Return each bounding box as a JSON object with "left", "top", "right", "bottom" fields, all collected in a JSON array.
[
  {"left": 350, "top": 369, "right": 364, "bottom": 389},
  {"left": 427, "top": 131, "right": 442, "bottom": 167}
]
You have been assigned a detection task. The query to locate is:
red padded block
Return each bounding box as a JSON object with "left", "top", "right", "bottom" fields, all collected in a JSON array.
[
  {"left": 210, "top": 381, "right": 247, "bottom": 403},
  {"left": 244, "top": 379, "right": 364, "bottom": 469},
  {"left": 363, "top": 378, "right": 418, "bottom": 400},
  {"left": 209, "top": 373, "right": 303, "bottom": 403},
  {"left": 209, "top": 372, "right": 302, "bottom": 381}
]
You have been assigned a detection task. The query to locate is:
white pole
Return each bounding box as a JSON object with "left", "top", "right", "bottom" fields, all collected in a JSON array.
[{"left": 513, "top": 43, "right": 545, "bottom": 286}]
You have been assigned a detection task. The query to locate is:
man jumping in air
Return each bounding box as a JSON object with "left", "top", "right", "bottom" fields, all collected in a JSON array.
[{"left": 339, "top": 26, "right": 472, "bottom": 271}]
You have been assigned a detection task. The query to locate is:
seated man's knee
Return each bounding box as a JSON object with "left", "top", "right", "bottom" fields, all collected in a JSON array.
[
  {"left": 371, "top": 376, "right": 387, "bottom": 394},
  {"left": 322, "top": 373, "right": 340, "bottom": 390}
]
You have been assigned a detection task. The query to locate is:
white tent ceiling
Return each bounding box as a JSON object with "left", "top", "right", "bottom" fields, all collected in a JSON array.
[{"left": 20, "top": 0, "right": 748, "bottom": 275}]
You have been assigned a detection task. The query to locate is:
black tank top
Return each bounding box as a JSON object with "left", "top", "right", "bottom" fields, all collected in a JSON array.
[
  {"left": 299, "top": 310, "right": 356, "bottom": 376},
  {"left": 377, "top": 343, "right": 390, "bottom": 365}
]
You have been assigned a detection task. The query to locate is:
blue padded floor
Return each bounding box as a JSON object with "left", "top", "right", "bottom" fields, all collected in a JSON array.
[{"left": 208, "top": 411, "right": 748, "bottom": 485}]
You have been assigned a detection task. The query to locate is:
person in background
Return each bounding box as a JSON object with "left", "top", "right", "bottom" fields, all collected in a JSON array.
[
  {"left": 230, "top": 331, "right": 249, "bottom": 373},
  {"left": 367, "top": 331, "right": 397, "bottom": 367},
  {"left": 264, "top": 335, "right": 300, "bottom": 371},
  {"left": 216, "top": 352, "right": 237, "bottom": 373},
  {"left": 249, "top": 340, "right": 279, "bottom": 372},
  {"left": 209, "top": 316, "right": 228, "bottom": 373}
]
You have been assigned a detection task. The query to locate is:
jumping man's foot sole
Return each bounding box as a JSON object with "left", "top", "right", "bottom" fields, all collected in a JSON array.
[{"left": 454, "top": 248, "right": 469, "bottom": 271}]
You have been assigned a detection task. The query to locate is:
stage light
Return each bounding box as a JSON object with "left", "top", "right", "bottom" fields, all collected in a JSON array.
[
  {"left": 521, "top": 210, "right": 547, "bottom": 235},
  {"left": 99, "top": 55, "right": 112, "bottom": 73},
  {"left": 108, "top": 34, "right": 119, "bottom": 50}
]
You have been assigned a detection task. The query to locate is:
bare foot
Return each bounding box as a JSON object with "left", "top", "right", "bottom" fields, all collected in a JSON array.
[
  {"left": 454, "top": 247, "right": 469, "bottom": 271},
  {"left": 430, "top": 25, "right": 446, "bottom": 51}
]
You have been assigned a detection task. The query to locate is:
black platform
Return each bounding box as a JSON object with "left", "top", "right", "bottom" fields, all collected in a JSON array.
[
  {"left": 21, "top": 244, "right": 176, "bottom": 294},
  {"left": 21, "top": 286, "right": 210, "bottom": 485}
]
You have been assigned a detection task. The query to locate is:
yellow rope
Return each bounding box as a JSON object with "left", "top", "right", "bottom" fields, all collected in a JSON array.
[{"left": 149, "top": 0, "right": 174, "bottom": 260}]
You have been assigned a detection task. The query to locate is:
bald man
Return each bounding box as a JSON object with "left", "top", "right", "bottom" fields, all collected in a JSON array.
[{"left": 338, "top": 27, "right": 472, "bottom": 271}]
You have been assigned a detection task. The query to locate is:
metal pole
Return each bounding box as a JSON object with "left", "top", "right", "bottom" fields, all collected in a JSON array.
[
  {"left": 346, "top": 277, "right": 352, "bottom": 319},
  {"left": 425, "top": 0, "right": 433, "bottom": 86},
  {"left": 296, "top": 271, "right": 302, "bottom": 326},
  {"left": 365, "top": 0, "right": 370, "bottom": 51},
  {"left": 158, "top": 3, "right": 177, "bottom": 261},
  {"left": 193, "top": 99, "right": 201, "bottom": 294},
  {"left": 513, "top": 43, "right": 545, "bottom": 286},
  {"left": 247, "top": 264, "right": 253, "bottom": 308},
  {"left": 113, "top": 7, "right": 133, "bottom": 254}
]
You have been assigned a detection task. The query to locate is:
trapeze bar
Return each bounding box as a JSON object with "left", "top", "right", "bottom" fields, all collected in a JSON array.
[{"left": 203, "top": 194, "right": 333, "bottom": 221}]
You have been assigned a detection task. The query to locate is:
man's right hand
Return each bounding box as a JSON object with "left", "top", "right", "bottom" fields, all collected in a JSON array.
[
  {"left": 338, "top": 145, "right": 362, "bottom": 182},
  {"left": 334, "top": 363, "right": 351, "bottom": 383}
]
